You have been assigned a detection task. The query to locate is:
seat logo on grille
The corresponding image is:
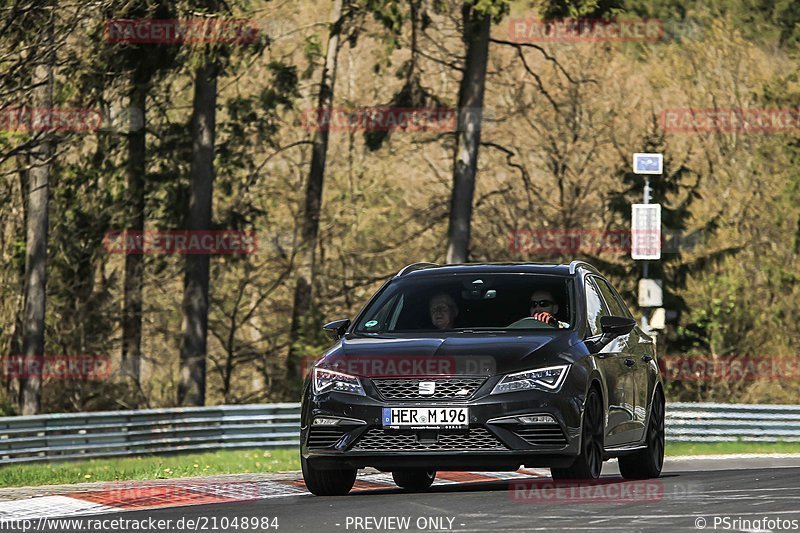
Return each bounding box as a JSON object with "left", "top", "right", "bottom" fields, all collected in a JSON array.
[{"left": 418, "top": 381, "right": 436, "bottom": 395}]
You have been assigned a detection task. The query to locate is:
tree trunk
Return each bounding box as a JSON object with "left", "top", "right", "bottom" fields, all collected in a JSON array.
[
  {"left": 20, "top": 7, "right": 55, "bottom": 415},
  {"left": 287, "top": 0, "right": 344, "bottom": 379},
  {"left": 445, "top": 5, "right": 491, "bottom": 264},
  {"left": 178, "top": 61, "right": 218, "bottom": 406},
  {"left": 121, "top": 83, "right": 146, "bottom": 382}
]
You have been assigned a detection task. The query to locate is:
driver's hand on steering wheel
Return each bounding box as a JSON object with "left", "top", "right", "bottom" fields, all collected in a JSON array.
[{"left": 532, "top": 311, "right": 558, "bottom": 327}]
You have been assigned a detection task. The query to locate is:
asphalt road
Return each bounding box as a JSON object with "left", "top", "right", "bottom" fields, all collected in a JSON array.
[{"left": 76, "top": 456, "right": 800, "bottom": 532}]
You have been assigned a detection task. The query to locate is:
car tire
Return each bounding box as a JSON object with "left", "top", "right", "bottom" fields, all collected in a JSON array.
[
  {"left": 392, "top": 469, "right": 436, "bottom": 491},
  {"left": 618, "top": 388, "right": 665, "bottom": 479},
  {"left": 551, "top": 387, "right": 604, "bottom": 480},
  {"left": 301, "top": 455, "right": 357, "bottom": 496}
]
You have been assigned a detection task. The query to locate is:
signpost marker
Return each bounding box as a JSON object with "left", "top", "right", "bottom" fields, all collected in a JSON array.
[{"left": 632, "top": 153, "right": 664, "bottom": 336}]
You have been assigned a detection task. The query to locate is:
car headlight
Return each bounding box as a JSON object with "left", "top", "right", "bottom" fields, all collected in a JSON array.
[
  {"left": 490, "top": 365, "right": 570, "bottom": 395},
  {"left": 313, "top": 367, "right": 365, "bottom": 396}
]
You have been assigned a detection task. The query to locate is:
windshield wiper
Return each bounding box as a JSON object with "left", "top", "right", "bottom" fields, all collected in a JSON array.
[{"left": 455, "top": 328, "right": 508, "bottom": 334}]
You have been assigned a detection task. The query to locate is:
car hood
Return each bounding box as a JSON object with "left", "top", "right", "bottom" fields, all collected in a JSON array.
[{"left": 318, "top": 332, "right": 578, "bottom": 377}]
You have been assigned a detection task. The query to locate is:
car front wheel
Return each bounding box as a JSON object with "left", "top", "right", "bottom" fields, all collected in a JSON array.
[{"left": 551, "top": 387, "right": 604, "bottom": 480}]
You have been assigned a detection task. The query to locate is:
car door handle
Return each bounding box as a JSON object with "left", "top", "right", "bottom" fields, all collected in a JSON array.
[
  {"left": 624, "top": 358, "right": 635, "bottom": 367},
  {"left": 642, "top": 355, "right": 653, "bottom": 363}
]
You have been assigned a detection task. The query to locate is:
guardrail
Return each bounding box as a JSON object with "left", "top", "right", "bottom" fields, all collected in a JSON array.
[
  {"left": 1, "top": 402, "right": 798, "bottom": 464},
  {"left": 0, "top": 403, "right": 301, "bottom": 464},
  {"left": 666, "top": 402, "right": 800, "bottom": 442}
]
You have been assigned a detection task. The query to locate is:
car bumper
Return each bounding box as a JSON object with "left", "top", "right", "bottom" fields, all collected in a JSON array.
[{"left": 301, "top": 387, "right": 583, "bottom": 471}]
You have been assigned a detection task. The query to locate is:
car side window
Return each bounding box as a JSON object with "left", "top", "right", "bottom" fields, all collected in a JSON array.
[
  {"left": 595, "top": 278, "right": 629, "bottom": 318},
  {"left": 603, "top": 279, "right": 634, "bottom": 319},
  {"left": 584, "top": 278, "right": 609, "bottom": 336}
]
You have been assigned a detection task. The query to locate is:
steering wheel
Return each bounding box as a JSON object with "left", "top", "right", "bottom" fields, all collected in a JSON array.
[{"left": 506, "top": 316, "right": 556, "bottom": 329}]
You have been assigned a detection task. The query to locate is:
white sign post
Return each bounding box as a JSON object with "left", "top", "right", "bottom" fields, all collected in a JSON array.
[
  {"left": 632, "top": 152, "right": 664, "bottom": 338},
  {"left": 631, "top": 204, "right": 661, "bottom": 260}
]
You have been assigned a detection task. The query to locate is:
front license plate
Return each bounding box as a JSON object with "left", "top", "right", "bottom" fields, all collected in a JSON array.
[{"left": 382, "top": 407, "right": 469, "bottom": 429}]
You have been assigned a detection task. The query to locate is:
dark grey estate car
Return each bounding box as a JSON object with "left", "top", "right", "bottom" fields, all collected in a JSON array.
[{"left": 300, "top": 261, "right": 664, "bottom": 495}]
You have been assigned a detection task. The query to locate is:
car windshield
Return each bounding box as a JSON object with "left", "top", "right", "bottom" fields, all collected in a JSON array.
[{"left": 354, "top": 273, "right": 574, "bottom": 333}]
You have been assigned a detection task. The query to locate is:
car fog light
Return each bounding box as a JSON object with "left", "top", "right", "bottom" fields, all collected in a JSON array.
[
  {"left": 313, "top": 417, "right": 340, "bottom": 426},
  {"left": 517, "top": 415, "right": 556, "bottom": 424}
]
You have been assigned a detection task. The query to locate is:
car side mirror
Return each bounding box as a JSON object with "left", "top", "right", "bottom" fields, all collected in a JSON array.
[
  {"left": 600, "top": 315, "right": 636, "bottom": 337},
  {"left": 322, "top": 319, "right": 350, "bottom": 340}
]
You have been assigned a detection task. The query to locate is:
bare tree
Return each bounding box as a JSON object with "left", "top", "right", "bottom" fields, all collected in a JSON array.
[
  {"left": 179, "top": 59, "right": 218, "bottom": 406},
  {"left": 118, "top": 0, "right": 178, "bottom": 385},
  {"left": 121, "top": 80, "right": 146, "bottom": 382},
  {"left": 20, "top": 2, "right": 55, "bottom": 415},
  {"left": 445, "top": 3, "right": 490, "bottom": 264},
  {"left": 287, "top": 0, "right": 345, "bottom": 378}
]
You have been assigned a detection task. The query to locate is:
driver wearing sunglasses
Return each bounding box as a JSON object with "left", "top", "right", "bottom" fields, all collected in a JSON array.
[{"left": 529, "top": 289, "right": 569, "bottom": 328}]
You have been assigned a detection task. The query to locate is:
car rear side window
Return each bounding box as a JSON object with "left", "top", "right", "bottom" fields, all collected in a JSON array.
[{"left": 584, "top": 278, "right": 610, "bottom": 336}]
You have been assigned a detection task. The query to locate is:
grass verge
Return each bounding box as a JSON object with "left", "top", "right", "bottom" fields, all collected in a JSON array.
[
  {"left": 3, "top": 442, "right": 800, "bottom": 488},
  {"left": 666, "top": 440, "right": 800, "bottom": 456},
  {"left": 0, "top": 448, "right": 300, "bottom": 488}
]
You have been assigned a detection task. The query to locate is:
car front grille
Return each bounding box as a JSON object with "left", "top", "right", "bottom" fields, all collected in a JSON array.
[
  {"left": 351, "top": 428, "right": 508, "bottom": 452},
  {"left": 307, "top": 427, "right": 348, "bottom": 449},
  {"left": 371, "top": 377, "right": 486, "bottom": 400},
  {"left": 512, "top": 424, "right": 569, "bottom": 447}
]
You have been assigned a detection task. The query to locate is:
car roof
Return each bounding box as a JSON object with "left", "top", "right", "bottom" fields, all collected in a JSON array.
[{"left": 395, "top": 261, "right": 600, "bottom": 278}]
